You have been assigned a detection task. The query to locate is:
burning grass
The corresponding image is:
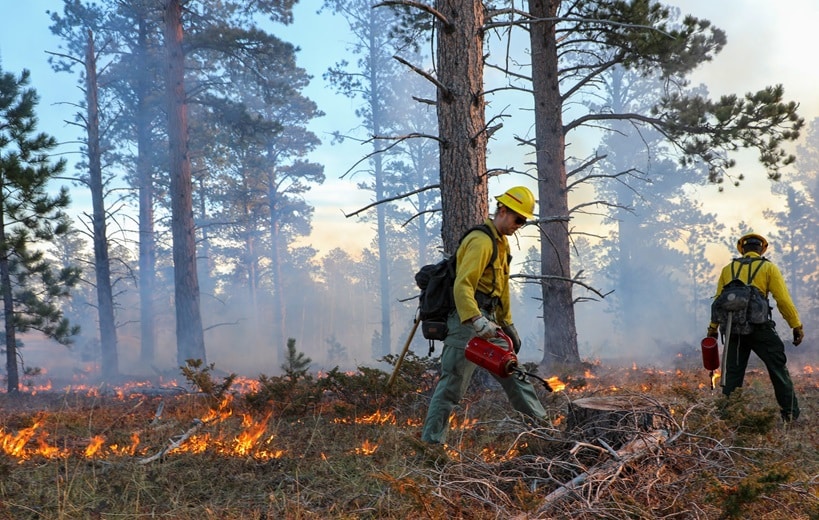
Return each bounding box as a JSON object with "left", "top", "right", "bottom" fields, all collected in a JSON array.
[{"left": 0, "top": 353, "right": 817, "bottom": 519}]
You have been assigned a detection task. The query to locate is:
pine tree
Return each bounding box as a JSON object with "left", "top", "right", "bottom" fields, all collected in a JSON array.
[
  {"left": 323, "top": 0, "right": 411, "bottom": 357},
  {"left": 281, "top": 338, "right": 311, "bottom": 382},
  {"left": 508, "top": 0, "right": 802, "bottom": 367},
  {"left": 47, "top": 4, "right": 121, "bottom": 380},
  {"left": 0, "top": 66, "right": 80, "bottom": 393},
  {"left": 49, "top": 0, "right": 168, "bottom": 368}
]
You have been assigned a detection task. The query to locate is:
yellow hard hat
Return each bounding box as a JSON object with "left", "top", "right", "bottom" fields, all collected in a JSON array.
[
  {"left": 496, "top": 186, "right": 535, "bottom": 220},
  {"left": 736, "top": 233, "right": 768, "bottom": 254}
]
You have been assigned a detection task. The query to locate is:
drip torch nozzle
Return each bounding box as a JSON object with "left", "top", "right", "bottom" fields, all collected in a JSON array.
[
  {"left": 504, "top": 359, "right": 518, "bottom": 377},
  {"left": 511, "top": 366, "right": 553, "bottom": 392}
]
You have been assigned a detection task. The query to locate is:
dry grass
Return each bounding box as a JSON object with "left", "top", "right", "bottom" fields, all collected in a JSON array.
[{"left": 0, "top": 353, "right": 817, "bottom": 519}]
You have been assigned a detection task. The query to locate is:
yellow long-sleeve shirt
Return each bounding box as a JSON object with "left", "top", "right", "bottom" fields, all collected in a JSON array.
[
  {"left": 453, "top": 219, "right": 512, "bottom": 326},
  {"left": 709, "top": 252, "right": 801, "bottom": 330}
]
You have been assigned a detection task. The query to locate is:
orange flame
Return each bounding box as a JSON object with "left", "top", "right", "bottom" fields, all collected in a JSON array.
[
  {"left": 85, "top": 435, "right": 106, "bottom": 458},
  {"left": 480, "top": 444, "right": 521, "bottom": 462},
  {"left": 180, "top": 433, "right": 211, "bottom": 454},
  {"left": 358, "top": 410, "right": 397, "bottom": 425},
  {"left": 108, "top": 432, "right": 141, "bottom": 456},
  {"left": 233, "top": 411, "right": 272, "bottom": 456},
  {"left": 0, "top": 421, "right": 41, "bottom": 459},
  {"left": 546, "top": 376, "right": 566, "bottom": 392},
  {"left": 333, "top": 410, "right": 399, "bottom": 425},
  {"left": 35, "top": 431, "right": 64, "bottom": 459},
  {"left": 448, "top": 415, "right": 478, "bottom": 430},
  {"left": 121, "top": 432, "right": 140, "bottom": 456},
  {"left": 0, "top": 421, "right": 67, "bottom": 460},
  {"left": 202, "top": 395, "right": 234, "bottom": 424},
  {"left": 480, "top": 446, "right": 499, "bottom": 461},
  {"left": 353, "top": 439, "right": 378, "bottom": 456}
]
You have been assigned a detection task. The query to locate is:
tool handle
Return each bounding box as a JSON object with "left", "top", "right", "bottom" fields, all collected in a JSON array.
[
  {"left": 496, "top": 330, "right": 513, "bottom": 351},
  {"left": 387, "top": 317, "right": 420, "bottom": 389}
]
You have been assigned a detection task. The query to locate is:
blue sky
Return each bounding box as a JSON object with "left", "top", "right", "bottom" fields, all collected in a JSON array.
[
  {"left": 0, "top": 2, "right": 377, "bottom": 253},
  {"left": 2, "top": 1, "right": 818, "bottom": 257}
]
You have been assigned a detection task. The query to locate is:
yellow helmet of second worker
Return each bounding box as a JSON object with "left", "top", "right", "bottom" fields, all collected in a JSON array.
[
  {"left": 736, "top": 233, "right": 768, "bottom": 255},
  {"left": 496, "top": 186, "right": 535, "bottom": 220}
]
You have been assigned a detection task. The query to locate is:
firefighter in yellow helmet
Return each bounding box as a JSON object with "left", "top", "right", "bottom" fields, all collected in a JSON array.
[
  {"left": 495, "top": 185, "right": 536, "bottom": 220},
  {"left": 421, "top": 186, "right": 547, "bottom": 444},
  {"left": 707, "top": 233, "right": 803, "bottom": 423},
  {"left": 735, "top": 233, "right": 768, "bottom": 255}
]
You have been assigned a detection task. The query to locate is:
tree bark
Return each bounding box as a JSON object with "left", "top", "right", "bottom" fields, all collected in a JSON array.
[
  {"left": 368, "top": 14, "right": 392, "bottom": 357},
  {"left": 529, "top": 0, "right": 580, "bottom": 367},
  {"left": 244, "top": 202, "right": 260, "bottom": 333},
  {"left": 136, "top": 14, "right": 157, "bottom": 367},
  {"left": 163, "top": 0, "right": 206, "bottom": 365},
  {"left": 436, "top": 0, "right": 488, "bottom": 254},
  {"left": 267, "top": 173, "right": 284, "bottom": 365},
  {"left": 0, "top": 207, "right": 18, "bottom": 393},
  {"left": 85, "top": 29, "right": 120, "bottom": 380},
  {"left": 193, "top": 176, "right": 215, "bottom": 304}
]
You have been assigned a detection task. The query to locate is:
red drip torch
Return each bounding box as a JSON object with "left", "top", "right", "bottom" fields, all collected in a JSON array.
[
  {"left": 465, "top": 331, "right": 554, "bottom": 392},
  {"left": 701, "top": 336, "right": 720, "bottom": 390}
]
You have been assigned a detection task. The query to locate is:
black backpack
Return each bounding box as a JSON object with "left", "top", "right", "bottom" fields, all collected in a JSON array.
[
  {"left": 414, "top": 224, "right": 497, "bottom": 342},
  {"left": 710, "top": 257, "right": 771, "bottom": 335}
]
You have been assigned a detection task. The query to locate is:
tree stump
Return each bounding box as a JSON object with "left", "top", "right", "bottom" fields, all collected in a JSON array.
[{"left": 565, "top": 395, "right": 670, "bottom": 449}]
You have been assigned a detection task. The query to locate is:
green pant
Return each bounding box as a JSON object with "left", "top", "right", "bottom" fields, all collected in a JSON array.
[
  {"left": 421, "top": 310, "right": 548, "bottom": 444},
  {"left": 722, "top": 321, "right": 799, "bottom": 420}
]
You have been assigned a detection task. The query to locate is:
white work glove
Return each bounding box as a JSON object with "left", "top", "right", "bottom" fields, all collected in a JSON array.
[{"left": 472, "top": 316, "right": 500, "bottom": 339}]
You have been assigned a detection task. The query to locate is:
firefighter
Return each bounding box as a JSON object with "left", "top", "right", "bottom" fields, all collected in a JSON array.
[
  {"left": 421, "top": 186, "right": 548, "bottom": 444},
  {"left": 707, "top": 233, "right": 803, "bottom": 423}
]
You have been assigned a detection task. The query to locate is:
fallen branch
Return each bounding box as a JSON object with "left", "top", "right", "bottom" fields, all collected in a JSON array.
[
  {"left": 137, "top": 418, "right": 204, "bottom": 464},
  {"left": 149, "top": 401, "right": 165, "bottom": 426},
  {"left": 515, "top": 429, "right": 668, "bottom": 518}
]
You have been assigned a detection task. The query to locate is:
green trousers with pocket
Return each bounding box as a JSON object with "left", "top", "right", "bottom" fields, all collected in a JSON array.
[
  {"left": 722, "top": 321, "right": 799, "bottom": 420},
  {"left": 421, "top": 310, "right": 548, "bottom": 444}
]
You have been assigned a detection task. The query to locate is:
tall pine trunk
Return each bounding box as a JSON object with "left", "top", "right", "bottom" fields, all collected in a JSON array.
[
  {"left": 267, "top": 173, "right": 284, "bottom": 364},
  {"left": 368, "top": 14, "right": 392, "bottom": 356},
  {"left": 529, "top": 0, "right": 580, "bottom": 367},
  {"left": 85, "top": 30, "right": 120, "bottom": 380},
  {"left": 436, "top": 0, "right": 488, "bottom": 253},
  {"left": 0, "top": 208, "right": 19, "bottom": 393},
  {"left": 136, "top": 15, "right": 157, "bottom": 367},
  {"left": 245, "top": 228, "right": 260, "bottom": 333},
  {"left": 194, "top": 176, "right": 215, "bottom": 301},
  {"left": 163, "top": 0, "right": 206, "bottom": 365}
]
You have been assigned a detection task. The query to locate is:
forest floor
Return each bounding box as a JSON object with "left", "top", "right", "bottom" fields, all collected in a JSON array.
[{"left": 0, "top": 350, "right": 817, "bottom": 519}]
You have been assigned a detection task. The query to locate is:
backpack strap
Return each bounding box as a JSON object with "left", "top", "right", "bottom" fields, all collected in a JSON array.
[
  {"left": 475, "top": 223, "right": 498, "bottom": 272},
  {"left": 469, "top": 223, "right": 498, "bottom": 294},
  {"left": 746, "top": 257, "right": 767, "bottom": 285},
  {"left": 458, "top": 223, "right": 499, "bottom": 301},
  {"left": 730, "top": 257, "right": 767, "bottom": 285}
]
